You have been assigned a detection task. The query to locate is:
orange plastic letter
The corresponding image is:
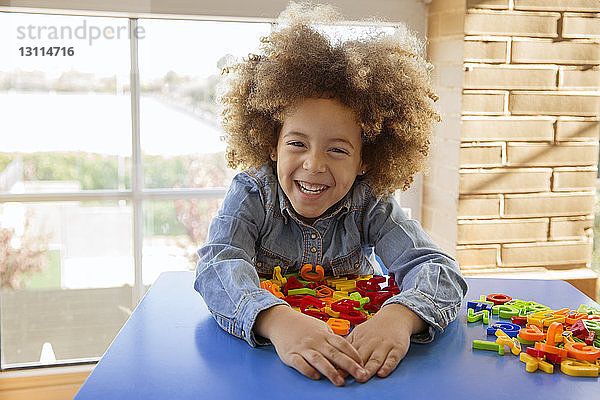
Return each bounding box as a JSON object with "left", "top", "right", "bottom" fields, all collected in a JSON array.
[
  {"left": 300, "top": 264, "right": 325, "bottom": 282},
  {"left": 327, "top": 318, "right": 351, "bottom": 335}
]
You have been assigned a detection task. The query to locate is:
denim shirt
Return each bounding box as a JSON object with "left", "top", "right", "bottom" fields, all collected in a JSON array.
[{"left": 194, "top": 163, "right": 468, "bottom": 347}]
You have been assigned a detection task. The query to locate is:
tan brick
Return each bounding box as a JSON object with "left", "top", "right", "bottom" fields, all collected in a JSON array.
[
  {"left": 456, "top": 245, "right": 500, "bottom": 268},
  {"left": 552, "top": 167, "right": 597, "bottom": 191},
  {"left": 504, "top": 191, "right": 595, "bottom": 217},
  {"left": 506, "top": 143, "right": 599, "bottom": 167},
  {"left": 563, "top": 14, "right": 600, "bottom": 39},
  {"left": 501, "top": 240, "right": 592, "bottom": 267},
  {"left": 464, "top": 66, "right": 556, "bottom": 90},
  {"left": 464, "top": 40, "right": 508, "bottom": 63},
  {"left": 458, "top": 195, "right": 501, "bottom": 217},
  {"left": 559, "top": 68, "right": 600, "bottom": 89},
  {"left": 460, "top": 144, "right": 503, "bottom": 167},
  {"left": 460, "top": 168, "right": 552, "bottom": 194},
  {"left": 509, "top": 92, "right": 600, "bottom": 117},
  {"left": 467, "top": 0, "right": 509, "bottom": 9},
  {"left": 458, "top": 218, "right": 548, "bottom": 244},
  {"left": 556, "top": 120, "right": 600, "bottom": 141},
  {"left": 550, "top": 216, "right": 594, "bottom": 240},
  {"left": 512, "top": 40, "right": 600, "bottom": 64},
  {"left": 439, "top": 11, "right": 466, "bottom": 36},
  {"left": 515, "top": 0, "right": 600, "bottom": 12},
  {"left": 463, "top": 92, "right": 505, "bottom": 114},
  {"left": 462, "top": 118, "right": 554, "bottom": 141},
  {"left": 465, "top": 11, "right": 559, "bottom": 37}
]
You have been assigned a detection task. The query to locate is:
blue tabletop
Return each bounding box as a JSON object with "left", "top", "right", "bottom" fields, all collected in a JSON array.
[{"left": 74, "top": 272, "right": 600, "bottom": 400}]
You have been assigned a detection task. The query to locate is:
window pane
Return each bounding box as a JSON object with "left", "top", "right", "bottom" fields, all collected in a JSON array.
[
  {"left": 0, "top": 200, "right": 134, "bottom": 368},
  {"left": 142, "top": 198, "right": 224, "bottom": 286},
  {"left": 0, "top": 13, "right": 131, "bottom": 194},
  {"left": 137, "top": 19, "right": 270, "bottom": 189}
]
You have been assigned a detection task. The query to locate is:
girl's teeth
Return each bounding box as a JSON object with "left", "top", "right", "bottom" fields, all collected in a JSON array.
[{"left": 298, "top": 181, "right": 327, "bottom": 193}]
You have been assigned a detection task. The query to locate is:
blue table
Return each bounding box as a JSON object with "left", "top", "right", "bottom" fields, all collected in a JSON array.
[{"left": 74, "top": 272, "right": 600, "bottom": 399}]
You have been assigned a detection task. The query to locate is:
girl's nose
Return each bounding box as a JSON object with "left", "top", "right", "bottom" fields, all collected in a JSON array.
[{"left": 303, "top": 151, "right": 326, "bottom": 173}]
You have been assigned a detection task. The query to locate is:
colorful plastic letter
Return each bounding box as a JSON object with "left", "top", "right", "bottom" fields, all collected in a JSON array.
[
  {"left": 534, "top": 342, "right": 568, "bottom": 359},
  {"left": 545, "top": 322, "right": 564, "bottom": 346},
  {"left": 300, "top": 264, "right": 325, "bottom": 282},
  {"left": 467, "top": 300, "right": 494, "bottom": 313},
  {"left": 327, "top": 318, "right": 351, "bottom": 335},
  {"left": 495, "top": 329, "right": 521, "bottom": 354},
  {"left": 282, "top": 276, "right": 305, "bottom": 295},
  {"left": 578, "top": 304, "right": 600, "bottom": 316},
  {"left": 338, "top": 309, "right": 368, "bottom": 325},
  {"left": 525, "top": 347, "right": 544, "bottom": 358},
  {"left": 519, "top": 353, "right": 553, "bottom": 374},
  {"left": 486, "top": 293, "right": 513, "bottom": 305},
  {"left": 563, "top": 342, "right": 600, "bottom": 362},
  {"left": 487, "top": 322, "right": 520, "bottom": 338},
  {"left": 272, "top": 266, "right": 287, "bottom": 287},
  {"left": 314, "top": 285, "right": 334, "bottom": 298},
  {"left": 287, "top": 287, "right": 316, "bottom": 296},
  {"left": 583, "top": 319, "right": 600, "bottom": 335},
  {"left": 561, "top": 358, "right": 600, "bottom": 377},
  {"left": 468, "top": 308, "right": 490, "bottom": 324},
  {"left": 473, "top": 340, "right": 505, "bottom": 355},
  {"left": 493, "top": 304, "right": 520, "bottom": 319},
  {"left": 510, "top": 316, "right": 528, "bottom": 325}
]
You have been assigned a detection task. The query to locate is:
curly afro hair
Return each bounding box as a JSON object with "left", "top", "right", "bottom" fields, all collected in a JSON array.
[{"left": 219, "top": 2, "right": 439, "bottom": 196}]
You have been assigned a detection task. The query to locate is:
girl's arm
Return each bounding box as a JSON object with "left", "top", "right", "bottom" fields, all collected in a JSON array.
[
  {"left": 347, "top": 191, "right": 468, "bottom": 381},
  {"left": 194, "top": 172, "right": 288, "bottom": 347},
  {"left": 364, "top": 192, "right": 468, "bottom": 342}
]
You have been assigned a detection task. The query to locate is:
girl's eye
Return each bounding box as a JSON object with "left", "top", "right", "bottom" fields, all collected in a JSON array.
[
  {"left": 288, "top": 141, "right": 305, "bottom": 148},
  {"left": 330, "top": 148, "right": 349, "bottom": 155}
]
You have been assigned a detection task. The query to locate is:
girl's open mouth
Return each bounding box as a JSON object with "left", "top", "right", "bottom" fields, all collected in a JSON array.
[{"left": 295, "top": 180, "right": 328, "bottom": 195}]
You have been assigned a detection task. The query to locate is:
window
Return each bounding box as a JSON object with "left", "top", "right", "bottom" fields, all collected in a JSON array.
[
  {"left": 0, "top": 11, "right": 268, "bottom": 369},
  {"left": 137, "top": 19, "right": 271, "bottom": 281}
]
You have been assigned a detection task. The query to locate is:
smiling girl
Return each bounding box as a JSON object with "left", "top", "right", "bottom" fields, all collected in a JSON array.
[{"left": 194, "top": 2, "right": 467, "bottom": 387}]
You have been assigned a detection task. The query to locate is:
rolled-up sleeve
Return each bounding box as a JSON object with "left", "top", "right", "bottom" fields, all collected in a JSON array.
[
  {"left": 194, "top": 173, "right": 288, "bottom": 347},
  {"left": 363, "top": 193, "right": 468, "bottom": 343}
]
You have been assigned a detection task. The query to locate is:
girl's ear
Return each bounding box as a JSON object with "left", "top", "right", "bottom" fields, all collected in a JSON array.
[
  {"left": 269, "top": 149, "right": 277, "bottom": 162},
  {"left": 359, "top": 161, "right": 367, "bottom": 175}
]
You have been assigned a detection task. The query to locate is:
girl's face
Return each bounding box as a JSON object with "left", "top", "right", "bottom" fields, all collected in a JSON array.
[{"left": 271, "top": 98, "right": 365, "bottom": 223}]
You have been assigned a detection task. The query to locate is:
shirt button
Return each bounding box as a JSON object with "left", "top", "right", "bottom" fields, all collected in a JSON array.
[
  {"left": 311, "top": 233, "right": 317, "bottom": 239},
  {"left": 256, "top": 262, "right": 262, "bottom": 267},
  {"left": 310, "top": 247, "right": 317, "bottom": 253},
  {"left": 354, "top": 263, "right": 359, "bottom": 269}
]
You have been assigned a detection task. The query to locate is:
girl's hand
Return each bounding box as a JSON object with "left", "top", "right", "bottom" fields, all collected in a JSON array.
[
  {"left": 254, "top": 305, "right": 368, "bottom": 386},
  {"left": 346, "top": 303, "right": 426, "bottom": 382}
]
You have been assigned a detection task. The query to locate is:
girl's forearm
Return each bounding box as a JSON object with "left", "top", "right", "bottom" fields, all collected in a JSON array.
[{"left": 254, "top": 304, "right": 294, "bottom": 340}]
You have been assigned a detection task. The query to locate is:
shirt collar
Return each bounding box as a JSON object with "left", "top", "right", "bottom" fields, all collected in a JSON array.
[{"left": 276, "top": 181, "right": 353, "bottom": 225}]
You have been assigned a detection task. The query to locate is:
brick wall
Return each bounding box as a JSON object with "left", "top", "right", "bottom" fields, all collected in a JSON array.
[{"left": 427, "top": 0, "right": 600, "bottom": 298}]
